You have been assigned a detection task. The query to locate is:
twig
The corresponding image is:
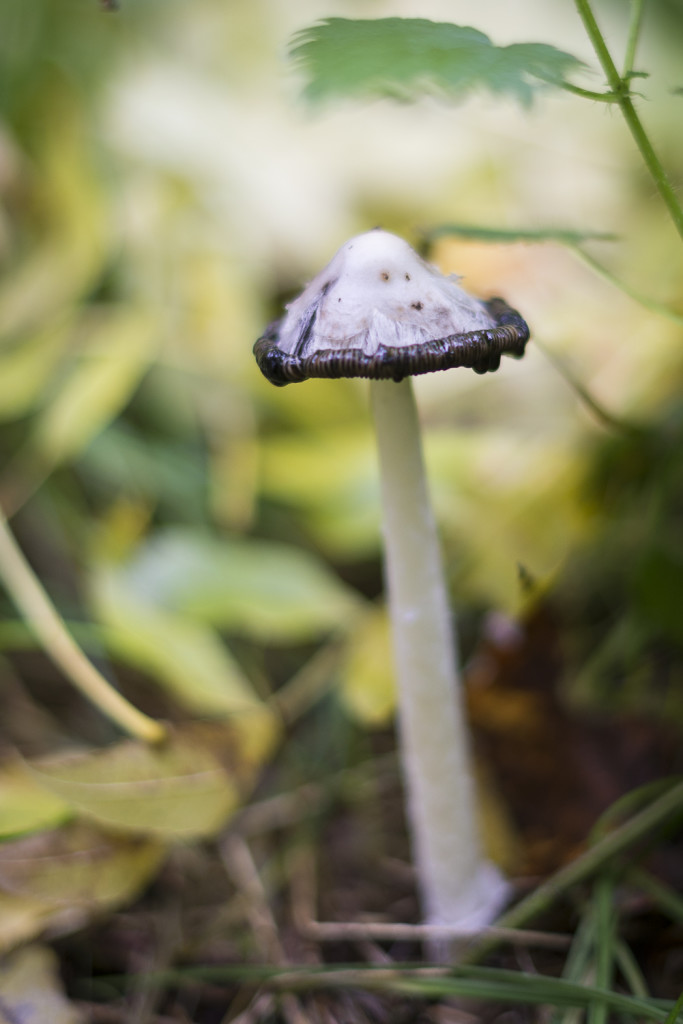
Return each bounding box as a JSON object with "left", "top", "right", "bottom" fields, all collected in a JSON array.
[
  {"left": 220, "top": 834, "right": 312, "bottom": 1024},
  {"left": 0, "top": 510, "right": 165, "bottom": 745}
]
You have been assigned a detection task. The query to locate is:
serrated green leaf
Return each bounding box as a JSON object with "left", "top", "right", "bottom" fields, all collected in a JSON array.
[
  {"left": 428, "top": 224, "right": 617, "bottom": 245},
  {"left": 27, "top": 734, "right": 239, "bottom": 838},
  {"left": 105, "top": 527, "right": 361, "bottom": 642},
  {"left": 291, "top": 18, "right": 583, "bottom": 107}
]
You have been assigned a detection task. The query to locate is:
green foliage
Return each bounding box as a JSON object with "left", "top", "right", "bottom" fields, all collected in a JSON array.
[
  {"left": 291, "top": 18, "right": 583, "bottom": 106},
  {"left": 27, "top": 732, "right": 239, "bottom": 838},
  {"left": 427, "top": 224, "right": 617, "bottom": 245},
  {"left": 0, "top": 0, "right": 680, "bottom": 1012},
  {"left": 102, "top": 526, "right": 362, "bottom": 642},
  {"left": 0, "top": 820, "right": 164, "bottom": 907},
  {"left": 0, "top": 764, "right": 71, "bottom": 840}
]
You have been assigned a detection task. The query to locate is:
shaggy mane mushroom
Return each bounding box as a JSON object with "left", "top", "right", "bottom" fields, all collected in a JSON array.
[{"left": 254, "top": 229, "right": 530, "bottom": 953}]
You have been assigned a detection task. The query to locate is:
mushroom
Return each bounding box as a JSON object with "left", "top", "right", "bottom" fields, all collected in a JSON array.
[{"left": 254, "top": 229, "right": 529, "bottom": 944}]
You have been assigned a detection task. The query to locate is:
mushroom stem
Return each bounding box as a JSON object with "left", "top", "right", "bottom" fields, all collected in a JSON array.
[{"left": 369, "top": 377, "right": 508, "bottom": 947}]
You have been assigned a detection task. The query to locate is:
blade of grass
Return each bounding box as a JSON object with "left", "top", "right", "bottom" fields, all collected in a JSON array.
[
  {"left": 548, "top": 908, "right": 597, "bottom": 1024},
  {"left": 588, "top": 875, "right": 616, "bottom": 1024},
  {"left": 664, "top": 992, "right": 683, "bottom": 1024},
  {"left": 615, "top": 940, "right": 649, "bottom": 999},
  {"left": 86, "top": 962, "right": 677, "bottom": 1021},
  {"left": 468, "top": 777, "right": 683, "bottom": 962},
  {"left": 628, "top": 867, "right": 683, "bottom": 928}
]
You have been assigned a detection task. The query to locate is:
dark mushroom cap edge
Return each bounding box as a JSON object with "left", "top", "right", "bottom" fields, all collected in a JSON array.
[{"left": 254, "top": 298, "right": 530, "bottom": 386}]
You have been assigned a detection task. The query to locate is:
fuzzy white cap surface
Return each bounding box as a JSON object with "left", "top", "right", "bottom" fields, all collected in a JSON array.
[{"left": 277, "top": 230, "right": 495, "bottom": 358}]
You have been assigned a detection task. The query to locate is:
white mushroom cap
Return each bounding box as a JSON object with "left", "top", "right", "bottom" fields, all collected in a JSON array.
[
  {"left": 278, "top": 229, "right": 495, "bottom": 357},
  {"left": 254, "top": 229, "right": 529, "bottom": 385}
]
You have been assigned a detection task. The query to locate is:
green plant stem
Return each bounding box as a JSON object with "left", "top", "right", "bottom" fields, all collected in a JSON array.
[
  {"left": 623, "top": 0, "right": 645, "bottom": 78},
  {"left": 568, "top": 244, "right": 683, "bottom": 327},
  {"left": 559, "top": 82, "right": 618, "bottom": 103},
  {"left": 574, "top": 0, "right": 683, "bottom": 243},
  {"left": 0, "top": 510, "right": 166, "bottom": 745},
  {"left": 533, "top": 338, "right": 637, "bottom": 434}
]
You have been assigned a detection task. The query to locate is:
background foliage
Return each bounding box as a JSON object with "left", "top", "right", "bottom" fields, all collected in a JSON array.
[{"left": 0, "top": 0, "right": 682, "bottom": 1018}]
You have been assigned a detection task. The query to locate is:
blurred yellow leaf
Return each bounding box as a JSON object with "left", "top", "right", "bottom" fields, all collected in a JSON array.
[
  {"left": 99, "top": 526, "right": 362, "bottom": 642},
  {"left": 0, "top": 762, "right": 71, "bottom": 839},
  {"left": 27, "top": 734, "right": 239, "bottom": 838},
  {"left": 0, "top": 319, "right": 73, "bottom": 422},
  {"left": 0, "top": 945, "right": 85, "bottom": 1024},
  {"left": 0, "top": 892, "right": 77, "bottom": 956},
  {"left": 427, "top": 430, "right": 592, "bottom": 614},
  {"left": 92, "top": 565, "right": 274, "bottom": 719},
  {"left": 340, "top": 605, "right": 396, "bottom": 725},
  {"left": 0, "top": 821, "right": 164, "bottom": 905},
  {"left": 0, "top": 85, "right": 106, "bottom": 340},
  {"left": 260, "top": 429, "right": 380, "bottom": 556},
  {"left": 33, "top": 306, "right": 157, "bottom": 465}
]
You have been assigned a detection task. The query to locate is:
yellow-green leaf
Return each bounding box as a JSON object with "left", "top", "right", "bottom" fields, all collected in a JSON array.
[
  {"left": 92, "top": 566, "right": 271, "bottom": 719},
  {"left": 0, "top": 892, "right": 72, "bottom": 956},
  {"left": 0, "top": 319, "right": 73, "bottom": 423},
  {"left": 33, "top": 306, "right": 157, "bottom": 465},
  {"left": 0, "top": 822, "right": 164, "bottom": 906},
  {"left": 0, "top": 762, "right": 72, "bottom": 839},
  {"left": 340, "top": 605, "right": 396, "bottom": 725},
  {"left": 27, "top": 734, "right": 240, "bottom": 838},
  {"left": 103, "top": 526, "right": 362, "bottom": 642}
]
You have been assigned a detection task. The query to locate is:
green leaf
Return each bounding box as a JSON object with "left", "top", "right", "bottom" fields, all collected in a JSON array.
[
  {"left": 0, "top": 763, "right": 71, "bottom": 840},
  {"left": 290, "top": 18, "right": 583, "bottom": 107},
  {"left": 32, "top": 306, "right": 157, "bottom": 465},
  {"left": 27, "top": 733, "right": 240, "bottom": 838},
  {"left": 0, "top": 319, "right": 74, "bottom": 423},
  {"left": 106, "top": 527, "right": 361, "bottom": 643},
  {"left": 260, "top": 430, "right": 380, "bottom": 557},
  {"left": 0, "top": 821, "right": 164, "bottom": 906},
  {"left": 92, "top": 566, "right": 270, "bottom": 718},
  {"left": 428, "top": 224, "right": 617, "bottom": 245}
]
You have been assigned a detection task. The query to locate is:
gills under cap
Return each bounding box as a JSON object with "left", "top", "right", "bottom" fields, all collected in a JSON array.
[{"left": 254, "top": 229, "right": 530, "bottom": 386}]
